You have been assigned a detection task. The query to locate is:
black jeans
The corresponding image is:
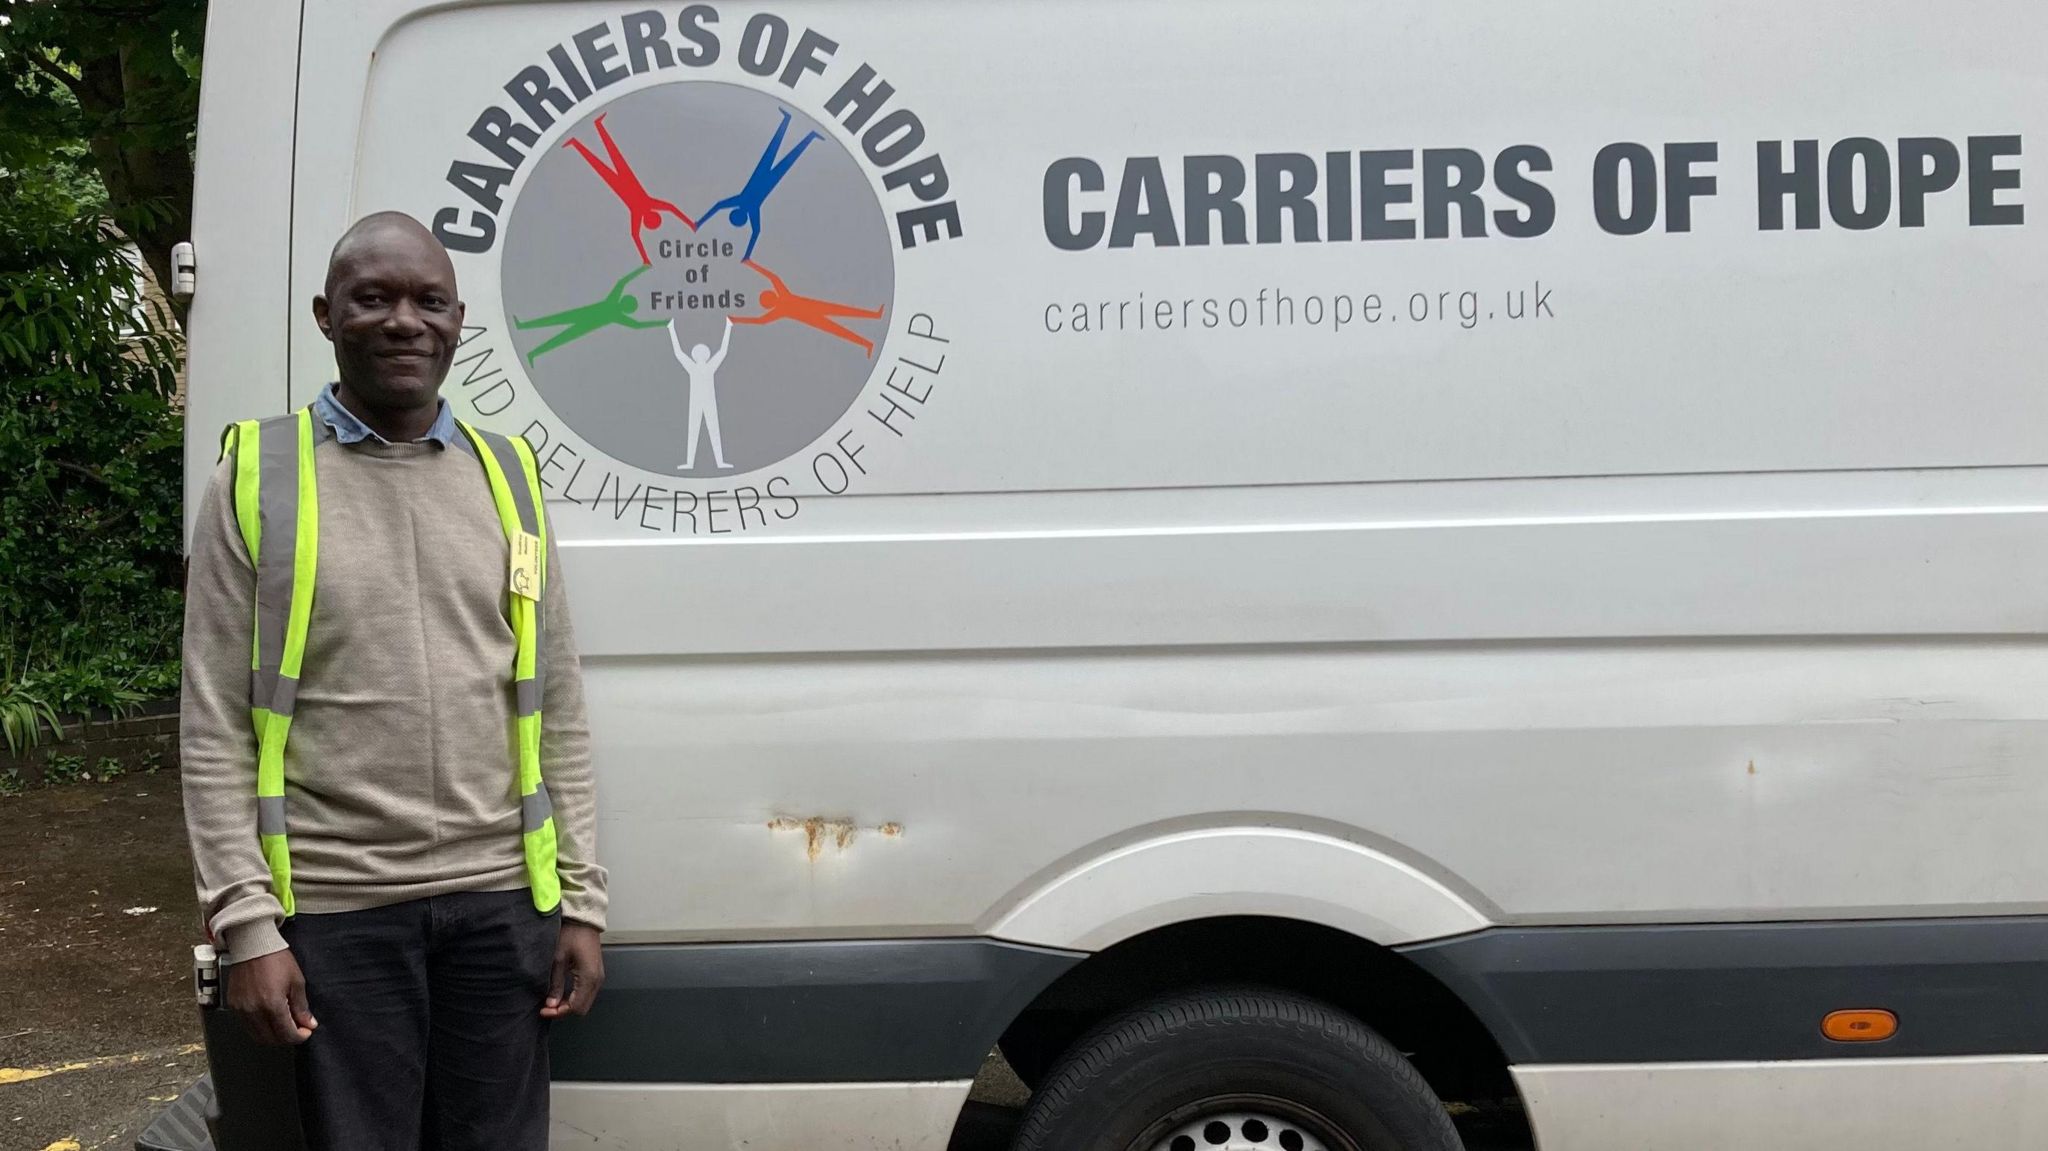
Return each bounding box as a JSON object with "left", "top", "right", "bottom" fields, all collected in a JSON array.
[{"left": 280, "top": 889, "right": 560, "bottom": 1151}]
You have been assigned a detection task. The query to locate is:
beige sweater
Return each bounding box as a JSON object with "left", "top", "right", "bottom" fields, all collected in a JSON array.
[{"left": 181, "top": 436, "right": 606, "bottom": 963}]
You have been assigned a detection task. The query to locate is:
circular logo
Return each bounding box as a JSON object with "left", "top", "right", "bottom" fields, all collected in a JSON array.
[{"left": 501, "top": 82, "right": 894, "bottom": 477}]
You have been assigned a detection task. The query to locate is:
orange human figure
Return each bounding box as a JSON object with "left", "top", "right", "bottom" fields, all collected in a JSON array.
[
  {"left": 733, "top": 260, "right": 886, "bottom": 358},
  {"left": 563, "top": 113, "right": 693, "bottom": 264}
]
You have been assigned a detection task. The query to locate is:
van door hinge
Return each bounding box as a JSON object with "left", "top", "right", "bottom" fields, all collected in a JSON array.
[{"left": 170, "top": 241, "right": 196, "bottom": 301}]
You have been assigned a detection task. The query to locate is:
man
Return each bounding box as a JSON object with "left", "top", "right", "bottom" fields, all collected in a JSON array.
[{"left": 181, "top": 211, "right": 606, "bottom": 1151}]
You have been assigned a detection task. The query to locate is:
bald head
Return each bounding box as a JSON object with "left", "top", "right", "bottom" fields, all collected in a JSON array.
[
  {"left": 325, "top": 211, "right": 453, "bottom": 298},
  {"left": 314, "top": 212, "right": 466, "bottom": 424}
]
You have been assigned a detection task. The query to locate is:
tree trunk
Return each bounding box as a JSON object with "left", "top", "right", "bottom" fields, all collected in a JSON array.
[{"left": 75, "top": 43, "right": 196, "bottom": 319}]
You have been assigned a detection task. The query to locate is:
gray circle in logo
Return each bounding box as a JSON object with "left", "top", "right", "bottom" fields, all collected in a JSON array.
[{"left": 501, "top": 82, "right": 894, "bottom": 477}]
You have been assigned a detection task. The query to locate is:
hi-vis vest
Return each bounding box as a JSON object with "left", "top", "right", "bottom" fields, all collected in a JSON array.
[{"left": 219, "top": 407, "right": 561, "bottom": 916}]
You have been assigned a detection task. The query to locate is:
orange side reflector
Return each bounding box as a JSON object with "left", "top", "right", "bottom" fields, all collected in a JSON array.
[{"left": 1822, "top": 1009, "right": 1897, "bottom": 1043}]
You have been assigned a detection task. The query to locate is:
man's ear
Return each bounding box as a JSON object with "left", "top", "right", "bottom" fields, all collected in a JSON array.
[
  {"left": 455, "top": 299, "right": 467, "bottom": 328},
  {"left": 312, "top": 294, "right": 334, "bottom": 340}
]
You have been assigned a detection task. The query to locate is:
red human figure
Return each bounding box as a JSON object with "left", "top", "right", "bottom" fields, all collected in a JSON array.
[
  {"left": 733, "top": 260, "right": 886, "bottom": 358},
  {"left": 563, "top": 113, "right": 693, "bottom": 264}
]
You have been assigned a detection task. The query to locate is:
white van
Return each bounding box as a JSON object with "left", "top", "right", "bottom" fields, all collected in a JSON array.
[{"left": 158, "top": 2, "right": 2048, "bottom": 1149}]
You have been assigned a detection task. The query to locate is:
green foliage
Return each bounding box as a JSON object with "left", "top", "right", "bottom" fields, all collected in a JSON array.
[
  {"left": 2, "top": 138, "right": 105, "bottom": 222},
  {"left": 96, "top": 755, "right": 124, "bottom": 781},
  {"left": 31, "top": 648, "right": 158, "bottom": 716},
  {"left": 44, "top": 753, "right": 86, "bottom": 786},
  {"left": 0, "top": 647, "right": 64, "bottom": 755},
  {"left": 0, "top": 0, "right": 206, "bottom": 294},
  {"left": 0, "top": 688, "right": 62, "bottom": 755},
  {"left": 1, "top": 174, "right": 186, "bottom": 723}
]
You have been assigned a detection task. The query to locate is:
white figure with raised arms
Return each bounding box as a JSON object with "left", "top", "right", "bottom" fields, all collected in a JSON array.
[{"left": 668, "top": 317, "right": 734, "bottom": 471}]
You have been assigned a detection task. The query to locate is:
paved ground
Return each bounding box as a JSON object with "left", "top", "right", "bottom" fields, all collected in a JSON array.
[
  {"left": 1, "top": 778, "right": 206, "bottom": 1151},
  {"left": 1, "top": 776, "right": 1529, "bottom": 1151}
]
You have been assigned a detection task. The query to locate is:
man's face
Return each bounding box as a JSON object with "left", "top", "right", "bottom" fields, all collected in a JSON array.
[{"left": 314, "top": 228, "right": 465, "bottom": 408}]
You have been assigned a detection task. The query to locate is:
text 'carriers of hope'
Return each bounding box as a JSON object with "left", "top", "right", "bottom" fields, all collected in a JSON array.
[{"left": 1041, "top": 136, "right": 2023, "bottom": 335}]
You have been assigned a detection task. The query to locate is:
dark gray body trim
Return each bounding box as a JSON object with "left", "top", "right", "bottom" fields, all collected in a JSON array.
[
  {"left": 1398, "top": 916, "right": 2048, "bottom": 1064},
  {"left": 550, "top": 937, "right": 1084, "bottom": 1083}
]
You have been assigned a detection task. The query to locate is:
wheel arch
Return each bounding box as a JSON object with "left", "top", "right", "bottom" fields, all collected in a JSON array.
[
  {"left": 986, "top": 915, "right": 1522, "bottom": 1105},
  {"left": 982, "top": 821, "right": 1496, "bottom": 954}
]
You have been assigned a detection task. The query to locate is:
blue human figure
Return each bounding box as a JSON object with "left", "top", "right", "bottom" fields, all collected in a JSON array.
[{"left": 701, "top": 109, "right": 819, "bottom": 261}]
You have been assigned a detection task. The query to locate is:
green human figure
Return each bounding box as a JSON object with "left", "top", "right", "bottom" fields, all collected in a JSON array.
[{"left": 513, "top": 265, "right": 666, "bottom": 363}]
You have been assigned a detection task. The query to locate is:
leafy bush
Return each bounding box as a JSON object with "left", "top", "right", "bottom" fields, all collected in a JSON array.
[
  {"left": 1, "top": 170, "right": 186, "bottom": 724},
  {"left": 0, "top": 646, "right": 65, "bottom": 755},
  {"left": 44, "top": 753, "right": 87, "bottom": 786}
]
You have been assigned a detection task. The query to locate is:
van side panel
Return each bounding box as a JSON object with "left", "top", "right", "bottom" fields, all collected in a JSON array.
[
  {"left": 1514, "top": 1058, "right": 2048, "bottom": 1151},
  {"left": 183, "top": 0, "right": 302, "bottom": 534},
  {"left": 550, "top": 1082, "right": 972, "bottom": 1151},
  {"left": 285, "top": 0, "right": 2048, "bottom": 938},
  {"left": 572, "top": 637, "right": 2048, "bottom": 941},
  {"left": 244, "top": 1, "right": 2048, "bottom": 1145}
]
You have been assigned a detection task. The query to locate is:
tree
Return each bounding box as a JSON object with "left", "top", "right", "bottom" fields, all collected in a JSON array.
[
  {"left": 0, "top": 166, "right": 187, "bottom": 714},
  {"left": 0, "top": 0, "right": 206, "bottom": 299}
]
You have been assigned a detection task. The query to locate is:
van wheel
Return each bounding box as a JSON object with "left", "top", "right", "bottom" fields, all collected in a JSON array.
[{"left": 1010, "top": 987, "right": 1463, "bottom": 1151}]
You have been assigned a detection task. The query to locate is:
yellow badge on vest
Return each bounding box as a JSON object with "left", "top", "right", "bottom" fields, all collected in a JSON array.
[{"left": 509, "top": 530, "right": 542, "bottom": 601}]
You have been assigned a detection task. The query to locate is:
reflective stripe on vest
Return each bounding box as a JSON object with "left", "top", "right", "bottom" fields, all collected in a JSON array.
[
  {"left": 456, "top": 419, "right": 562, "bottom": 915},
  {"left": 220, "top": 409, "right": 561, "bottom": 916}
]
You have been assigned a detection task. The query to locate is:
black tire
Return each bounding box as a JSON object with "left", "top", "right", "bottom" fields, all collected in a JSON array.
[{"left": 1010, "top": 986, "right": 1463, "bottom": 1151}]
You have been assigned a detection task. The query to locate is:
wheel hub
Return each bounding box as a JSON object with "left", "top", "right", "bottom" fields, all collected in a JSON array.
[{"left": 1148, "top": 1110, "right": 1333, "bottom": 1151}]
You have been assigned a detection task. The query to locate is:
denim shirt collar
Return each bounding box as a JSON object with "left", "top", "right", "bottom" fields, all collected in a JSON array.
[{"left": 313, "top": 384, "right": 459, "bottom": 448}]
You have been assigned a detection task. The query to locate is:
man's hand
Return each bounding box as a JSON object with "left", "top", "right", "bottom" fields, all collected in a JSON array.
[
  {"left": 542, "top": 922, "right": 605, "bottom": 1018},
  {"left": 227, "top": 949, "right": 318, "bottom": 1046}
]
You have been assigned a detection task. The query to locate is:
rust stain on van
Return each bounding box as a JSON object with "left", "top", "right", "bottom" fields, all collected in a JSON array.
[{"left": 768, "top": 816, "right": 905, "bottom": 860}]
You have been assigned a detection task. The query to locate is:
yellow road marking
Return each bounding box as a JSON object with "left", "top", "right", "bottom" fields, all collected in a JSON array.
[
  {"left": 0, "top": 1043, "right": 203, "bottom": 1086},
  {"left": 42, "top": 1140, "right": 83, "bottom": 1151}
]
